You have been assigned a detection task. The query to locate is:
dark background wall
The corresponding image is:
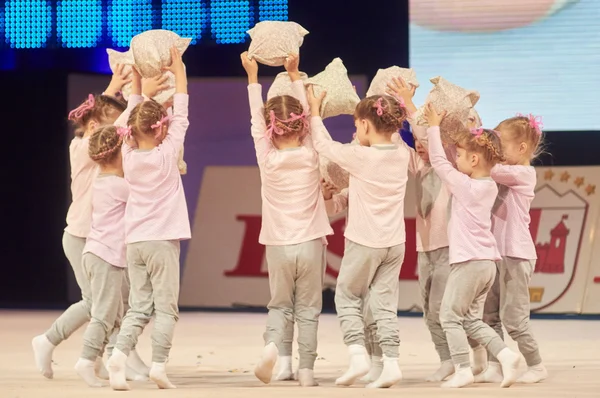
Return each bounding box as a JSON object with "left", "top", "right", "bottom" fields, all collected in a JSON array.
[{"left": 1, "top": 0, "right": 597, "bottom": 308}]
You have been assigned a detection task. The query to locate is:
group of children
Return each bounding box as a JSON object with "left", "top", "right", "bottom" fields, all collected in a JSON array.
[
  {"left": 241, "top": 53, "right": 547, "bottom": 389},
  {"left": 30, "top": 43, "right": 546, "bottom": 391}
]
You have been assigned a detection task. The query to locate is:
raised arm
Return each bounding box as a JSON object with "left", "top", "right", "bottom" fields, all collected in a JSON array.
[
  {"left": 160, "top": 47, "right": 189, "bottom": 155},
  {"left": 491, "top": 164, "right": 536, "bottom": 191},
  {"left": 311, "top": 116, "right": 363, "bottom": 175},
  {"left": 428, "top": 126, "right": 471, "bottom": 199}
]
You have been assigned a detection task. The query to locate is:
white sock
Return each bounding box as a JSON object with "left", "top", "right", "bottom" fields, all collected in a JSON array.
[
  {"left": 298, "top": 368, "right": 318, "bottom": 387},
  {"left": 474, "top": 361, "right": 503, "bottom": 383},
  {"left": 107, "top": 348, "right": 129, "bottom": 391},
  {"left": 75, "top": 358, "right": 105, "bottom": 388},
  {"left": 95, "top": 356, "right": 109, "bottom": 380},
  {"left": 32, "top": 335, "right": 55, "bottom": 379},
  {"left": 426, "top": 360, "right": 455, "bottom": 382},
  {"left": 335, "top": 345, "right": 370, "bottom": 386},
  {"left": 149, "top": 362, "right": 176, "bottom": 389},
  {"left": 366, "top": 355, "right": 402, "bottom": 388},
  {"left": 517, "top": 364, "right": 548, "bottom": 384},
  {"left": 126, "top": 364, "right": 148, "bottom": 381},
  {"left": 360, "top": 356, "right": 383, "bottom": 383},
  {"left": 471, "top": 345, "right": 487, "bottom": 375},
  {"left": 497, "top": 348, "right": 521, "bottom": 388},
  {"left": 274, "top": 355, "right": 294, "bottom": 381},
  {"left": 254, "top": 342, "right": 278, "bottom": 384},
  {"left": 441, "top": 366, "right": 474, "bottom": 388},
  {"left": 127, "top": 349, "right": 150, "bottom": 377}
]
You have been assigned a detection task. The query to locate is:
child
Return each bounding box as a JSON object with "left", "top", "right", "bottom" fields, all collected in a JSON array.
[
  {"left": 32, "top": 66, "right": 130, "bottom": 380},
  {"left": 74, "top": 125, "right": 129, "bottom": 387},
  {"left": 241, "top": 51, "right": 332, "bottom": 387},
  {"left": 422, "top": 103, "right": 521, "bottom": 388},
  {"left": 107, "top": 47, "right": 189, "bottom": 391},
  {"left": 308, "top": 87, "right": 410, "bottom": 389},
  {"left": 475, "top": 114, "right": 547, "bottom": 384}
]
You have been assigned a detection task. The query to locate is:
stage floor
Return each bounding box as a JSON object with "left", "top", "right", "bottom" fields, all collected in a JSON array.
[{"left": 1, "top": 311, "right": 599, "bottom": 397}]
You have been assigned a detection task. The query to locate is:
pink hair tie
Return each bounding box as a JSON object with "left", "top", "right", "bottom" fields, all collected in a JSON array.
[
  {"left": 374, "top": 97, "right": 385, "bottom": 116},
  {"left": 68, "top": 94, "right": 95, "bottom": 121},
  {"left": 117, "top": 126, "right": 132, "bottom": 139},
  {"left": 151, "top": 115, "right": 171, "bottom": 138},
  {"left": 517, "top": 113, "right": 543, "bottom": 135},
  {"left": 264, "top": 110, "right": 308, "bottom": 140},
  {"left": 470, "top": 127, "right": 484, "bottom": 137}
]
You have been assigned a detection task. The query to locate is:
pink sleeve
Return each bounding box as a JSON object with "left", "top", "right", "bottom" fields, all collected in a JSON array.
[
  {"left": 325, "top": 188, "right": 349, "bottom": 216},
  {"left": 491, "top": 164, "right": 536, "bottom": 191},
  {"left": 391, "top": 133, "right": 421, "bottom": 175},
  {"left": 291, "top": 80, "right": 314, "bottom": 150},
  {"left": 161, "top": 93, "right": 190, "bottom": 156},
  {"left": 427, "top": 126, "right": 472, "bottom": 201},
  {"left": 248, "top": 83, "right": 271, "bottom": 165},
  {"left": 310, "top": 116, "right": 364, "bottom": 175},
  {"left": 116, "top": 95, "right": 144, "bottom": 154}
]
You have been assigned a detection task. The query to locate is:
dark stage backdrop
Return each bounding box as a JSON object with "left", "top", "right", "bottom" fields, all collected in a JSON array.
[{"left": 1, "top": 0, "right": 598, "bottom": 308}]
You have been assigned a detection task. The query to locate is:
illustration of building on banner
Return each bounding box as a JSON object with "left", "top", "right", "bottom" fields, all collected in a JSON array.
[
  {"left": 527, "top": 184, "right": 588, "bottom": 311},
  {"left": 534, "top": 215, "right": 570, "bottom": 274}
]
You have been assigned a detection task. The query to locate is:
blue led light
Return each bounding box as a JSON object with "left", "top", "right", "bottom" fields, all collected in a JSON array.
[
  {"left": 210, "top": 0, "right": 253, "bottom": 44},
  {"left": 57, "top": 0, "right": 103, "bottom": 48},
  {"left": 4, "top": 1, "right": 52, "bottom": 48},
  {"left": 107, "top": 0, "right": 154, "bottom": 48},
  {"left": 162, "top": 0, "right": 207, "bottom": 45},
  {"left": 259, "top": 0, "right": 287, "bottom": 22}
]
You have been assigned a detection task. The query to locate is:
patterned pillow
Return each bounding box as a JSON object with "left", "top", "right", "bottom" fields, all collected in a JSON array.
[
  {"left": 247, "top": 21, "right": 309, "bottom": 67},
  {"left": 267, "top": 71, "right": 309, "bottom": 100},
  {"left": 306, "top": 58, "right": 360, "bottom": 119},
  {"left": 130, "top": 29, "right": 191, "bottom": 78},
  {"left": 367, "top": 66, "right": 419, "bottom": 97}
]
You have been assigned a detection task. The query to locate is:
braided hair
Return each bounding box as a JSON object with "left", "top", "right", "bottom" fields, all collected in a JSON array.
[
  {"left": 264, "top": 95, "right": 307, "bottom": 140},
  {"left": 127, "top": 99, "right": 168, "bottom": 139},
  {"left": 88, "top": 126, "right": 123, "bottom": 165},
  {"left": 354, "top": 95, "right": 407, "bottom": 134},
  {"left": 452, "top": 126, "right": 505, "bottom": 165},
  {"left": 69, "top": 94, "right": 126, "bottom": 138}
]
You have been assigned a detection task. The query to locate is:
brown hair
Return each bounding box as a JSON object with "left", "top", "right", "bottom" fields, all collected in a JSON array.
[
  {"left": 69, "top": 94, "right": 126, "bottom": 138},
  {"left": 88, "top": 126, "right": 122, "bottom": 165},
  {"left": 354, "top": 95, "right": 407, "bottom": 134},
  {"left": 264, "top": 95, "right": 307, "bottom": 140},
  {"left": 452, "top": 127, "right": 505, "bottom": 165},
  {"left": 495, "top": 116, "right": 543, "bottom": 160},
  {"left": 127, "top": 99, "right": 168, "bottom": 139}
]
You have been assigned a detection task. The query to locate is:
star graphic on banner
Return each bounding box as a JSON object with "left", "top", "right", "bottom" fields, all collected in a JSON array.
[
  {"left": 585, "top": 184, "right": 596, "bottom": 196},
  {"left": 574, "top": 177, "right": 585, "bottom": 188},
  {"left": 560, "top": 171, "right": 571, "bottom": 182},
  {"left": 543, "top": 170, "right": 554, "bottom": 180}
]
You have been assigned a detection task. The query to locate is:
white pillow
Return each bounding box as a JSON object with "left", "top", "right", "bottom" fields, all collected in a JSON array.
[
  {"left": 267, "top": 71, "right": 309, "bottom": 100},
  {"left": 247, "top": 21, "right": 309, "bottom": 67},
  {"left": 367, "top": 66, "right": 419, "bottom": 97},
  {"left": 130, "top": 29, "right": 191, "bottom": 78},
  {"left": 306, "top": 58, "right": 360, "bottom": 119}
]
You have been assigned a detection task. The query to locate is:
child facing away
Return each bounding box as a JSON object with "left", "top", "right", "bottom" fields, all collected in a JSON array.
[
  {"left": 32, "top": 67, "right": 131, "bottom": 380},
  {"left": 107, "top": 47, "right": 190, "bottom": 391},
  {"left": 241, "top": 51, "right": 333, "bottom": 387},
  {"left": 307, "top": 87, "right": 410, "bottom": 389},
  {"left": 422, "top": 103, "right": 521, "bottom": 388},
  {"left": 474, "top": 115, "right": 547, "bottom": 384},
  {"left": 73, "top": 125, "right": 129, "bottom": 387}
]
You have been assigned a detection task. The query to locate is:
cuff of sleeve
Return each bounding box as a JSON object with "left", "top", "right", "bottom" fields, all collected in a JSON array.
[{"left": 173, "top": 93, "right": 189, "bottom": 106}]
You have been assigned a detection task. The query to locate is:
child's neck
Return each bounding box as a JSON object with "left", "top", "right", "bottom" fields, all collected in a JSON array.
[
  {"left": 274, "top": 137, "right": 301, "bottom": 150},
  {"left": 100, "top": 164, "right": 123, "bottom": 177},
  {"left": 369, "top": 133, "right": 393, "bottom": 146},
  {"left": 470, "top": 167, "right": 491, "bottom": 179},
  {"left": 137, "top": 138, "right": 158, "bottom": 150}
]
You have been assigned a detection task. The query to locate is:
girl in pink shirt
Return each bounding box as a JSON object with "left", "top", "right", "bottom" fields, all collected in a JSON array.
[
  {"left": 32, "top": 67, "right": 130, "bottom": 380},
  {"left": 107, "top": 47, "right": 189, "bottom": 391},
  {"left": 241, "top": 52, "right": 332, "bottom": 388},
  {"left": 308, "top": 88, "right": 410, "bottom": 389},
  {"left": 475, "top": 115, "right": 547, "bottom": 385},
  {"left": 423, "top": 104, "right": 521, "bottom": 388}
]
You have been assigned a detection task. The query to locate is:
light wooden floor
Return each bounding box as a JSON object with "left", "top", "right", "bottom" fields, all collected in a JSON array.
[{"left": 1, "top": 311, "right": 599, "bottom": 397}]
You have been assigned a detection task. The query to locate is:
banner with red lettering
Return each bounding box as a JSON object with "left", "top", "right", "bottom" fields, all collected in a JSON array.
[{"left": 180, "top": 166, "right": 600, "bottom": 314}]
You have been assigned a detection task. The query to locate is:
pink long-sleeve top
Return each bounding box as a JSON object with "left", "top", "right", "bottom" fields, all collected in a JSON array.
[
  {"left": 64, "top": 136, "right": 99, "bottom": 238},
  {"left": 248, "top": 81, "right": 332, "bottom": 246},
  {"left": 490, "top": 165, "right": 537, "bottom": 260},
  {"left": 311, "top": 118, "right": 410, "bottom": 249},
  {"left": 427, "top": 126, "right": 501, "bottom": 265},
  {"left": 83, "top": 175, "right": 129, "bottom": 267},
  {"left": 116, "top": 93, "right": 191, "bottom": 244}
]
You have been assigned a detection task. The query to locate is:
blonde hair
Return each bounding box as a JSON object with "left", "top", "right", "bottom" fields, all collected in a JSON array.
[
  {"left": 452, "top": 127, "right": 505, "bottom": 165},
  {"left": 69, "top": 94, "right": 126, "bottom": 138},
  {"left": 354, "top": 95, "right": 407, "bottom": 134},
  {"left": 264, "top": 95, "right": 307, "bottom": 141},
  {"left": 495, "top": 116, "right": 543, "bottom": 160},
  {"left": 88, "top": 126, "right": 122, "bottom": 165},
  {"left": 127, "top": 100, "right": 168, "bottom": 139}
]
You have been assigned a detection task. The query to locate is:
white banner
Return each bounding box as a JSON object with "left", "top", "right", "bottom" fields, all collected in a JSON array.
[{"left": 180, "top": 166, "right": 600, "bottom": 314}]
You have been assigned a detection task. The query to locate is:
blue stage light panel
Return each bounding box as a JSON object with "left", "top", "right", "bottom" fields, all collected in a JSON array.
[
  {"left": 107, "top": 0, "right": 154, "bottom": 48},
  {"left": 161, "top": 0, "right": 207, "bottom": 44},
  {"left": 258, "top": 0, "right": 287, "bottom": 22},
  {"left": 4, "top": 1, "right": 52, "bottom": 48},
  {"left": 57, "top": 0, "right": 103, "bottom": 48},
  {"left": 210, "top": 0, "right": 253, "bottom": 44}
]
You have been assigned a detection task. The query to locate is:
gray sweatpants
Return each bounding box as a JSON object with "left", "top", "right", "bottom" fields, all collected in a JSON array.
[
  {"left": 483, "top": 257, "right": 542, "bottom": 366},
  {"left": 440, "top": 260, "right": 507, "bottom": 368},
  {"left": 335, "top": 240, "right": 405, "bottom": 358},
  {"left": 45, "top": 232, "right": 92, "bottom": 346},
  {"left": 115, "top": 241, "right": 180, "bottom": 363},
  {"left": 81, "top": 253, "right": 125, "bottom": 361},
  {"left": 264, "top": 238, "right": 326, "bottom": 370},
  {"left": 106, "top": 271, "right": 131, "bottom": 357},
  {"left": 363, "top": 293, "right": 382, "bottom": 357}
]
